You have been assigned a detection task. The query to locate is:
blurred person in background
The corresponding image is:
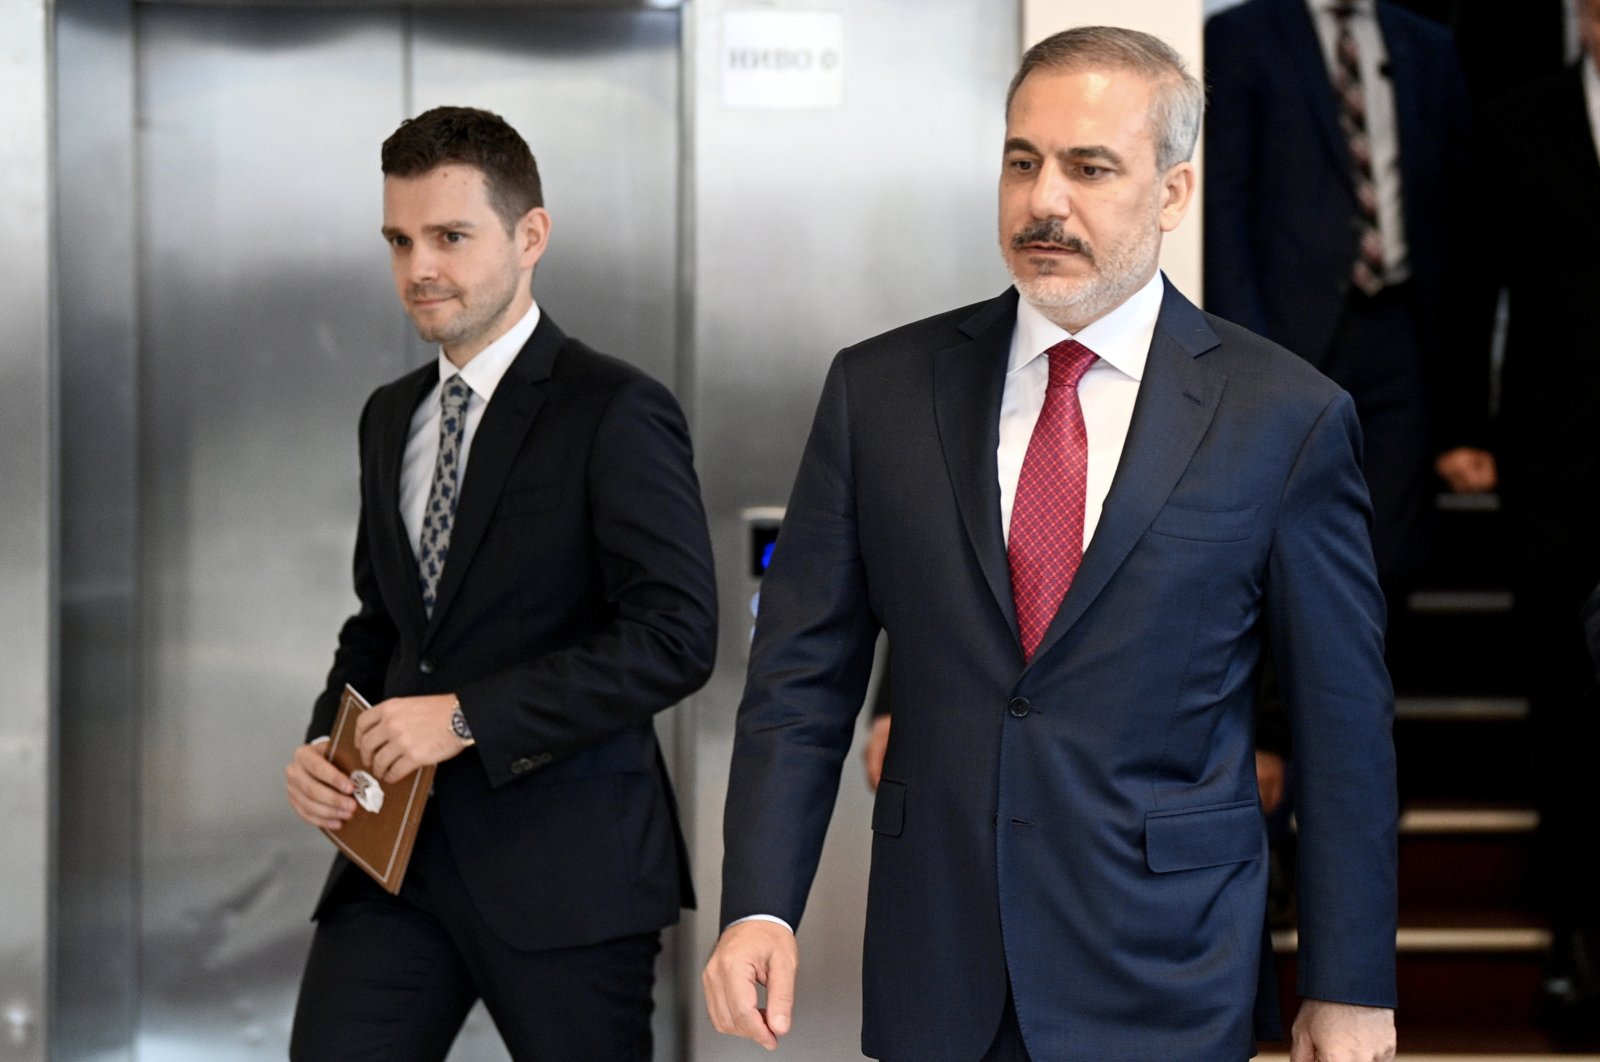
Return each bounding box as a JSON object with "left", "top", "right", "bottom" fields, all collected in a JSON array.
[{"left": 1460, "top": 0, "right": 1600, "bottom": 1031}]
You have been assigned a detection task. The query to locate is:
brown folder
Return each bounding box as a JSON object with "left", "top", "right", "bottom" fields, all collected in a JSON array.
[{"left": 319, "top": 685, "right": 434, "bottom": 894}]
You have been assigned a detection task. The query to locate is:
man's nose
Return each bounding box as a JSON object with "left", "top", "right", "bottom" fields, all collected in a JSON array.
[
  {"left": 407, "top": 244, "right": 440, "bottom": 283},
  {"left": 1030, "top": 161, "right": 1072, "bottom": 219}
]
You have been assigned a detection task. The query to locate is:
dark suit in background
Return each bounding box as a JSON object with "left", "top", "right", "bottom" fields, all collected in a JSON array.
[
  {"left": 1464, "top": 59, "right": 1600, "bottom": 1015},
  {"left": 1205, "top": 0, "right": 1475, "bottom": 591},
  {"left": 291, "top": 313, "right": 716, "bottom": 1057}
]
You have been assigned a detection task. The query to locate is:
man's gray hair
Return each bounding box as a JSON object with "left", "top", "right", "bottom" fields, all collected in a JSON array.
[{"left": 1006, "top": 26, "right": 1205, "bottom": 173}]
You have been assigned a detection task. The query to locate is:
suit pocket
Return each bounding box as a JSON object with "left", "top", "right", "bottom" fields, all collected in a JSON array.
[
  {"left": 1145, "top": 799, "right": 1264, "bottom": 873},
  {"left": 494, "top": 484, "right": 562, "bottom": 519},
  {"left": 1148, "top": 504, "right": 1259, "bottom": 542},
  {"left": 872, "top": 779, "right": 906, "bottom": 837}
]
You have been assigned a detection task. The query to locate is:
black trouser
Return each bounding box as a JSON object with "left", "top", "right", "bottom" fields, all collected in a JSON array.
[
  {"left": 290, "top": 808, "right": 660, "bottom": 1061},
  {"left": 1505, "top": 484, "right": 1600, "bottom": 985},
  {"left": 1316, "top": 283, "right": 1432, "bottom": 590}
]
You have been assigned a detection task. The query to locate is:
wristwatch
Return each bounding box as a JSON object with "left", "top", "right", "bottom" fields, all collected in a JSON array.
[{"left": 450, "top": 698, "right": 475, "bottom": 747}]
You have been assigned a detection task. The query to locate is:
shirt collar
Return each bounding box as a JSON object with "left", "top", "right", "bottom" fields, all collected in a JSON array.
[
  {"left": 437, "top": 299, "right": 541, "bottom": 402},
  {"left": 1009, "top": 269, "right": 1164, "bottom": 383}
]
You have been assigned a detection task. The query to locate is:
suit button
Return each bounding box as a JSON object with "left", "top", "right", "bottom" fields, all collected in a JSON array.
[
  {"left": 1008, "top": 697, "right": 1031, "bottom": 718},
  {"left": 418, "top": 658, "right": 435, "bottom": 675},
  {"left": 510, "top": 757, "right": 535, "bottom": 774}
]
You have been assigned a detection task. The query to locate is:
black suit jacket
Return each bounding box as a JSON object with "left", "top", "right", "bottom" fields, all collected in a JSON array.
[
  {"left": 1462, "top": 66, "right": 1600, "bottom": 501},
  {"left": 309, "top": 311, "right": 717, "bottom": 951},
  {"left": 1204, "top": 0, "right": 1472, "bottom": 430},
  {"left": 722, "top": 283, "right": 1397, "bottom": 1060}
]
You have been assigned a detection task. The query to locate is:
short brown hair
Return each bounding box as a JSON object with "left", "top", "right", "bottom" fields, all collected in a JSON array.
[
  {"left": 1006, "top": 26, "right": 1204, "bottom": 173},
  {"left": 381, "top": 106, "right": 543, "bottom": 232}
]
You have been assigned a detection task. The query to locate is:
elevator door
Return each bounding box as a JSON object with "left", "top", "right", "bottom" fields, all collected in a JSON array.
[{"left": 134, "top": 6, "right": 679, "bottom": 1057}]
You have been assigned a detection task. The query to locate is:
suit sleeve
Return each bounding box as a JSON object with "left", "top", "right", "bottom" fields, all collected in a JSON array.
[
  {"left": 457, "top": 374, "right": 718, "bottom": 787},
  {"left": 1266, "top": 391, "right": 1398, "bottom": 1008},
  {"left": 1202, "top": 15, "right": 1272, "bottom": 335},
  {"left": 719, "top": 353, "right": 881, "bottom": 930},
  {"left": 307, "top": 392, "right": 400, "bottom": 742}
]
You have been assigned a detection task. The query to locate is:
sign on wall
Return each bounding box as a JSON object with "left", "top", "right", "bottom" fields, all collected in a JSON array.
[{"left": 721, "top": 9, "right": 844, "bottom": 110}]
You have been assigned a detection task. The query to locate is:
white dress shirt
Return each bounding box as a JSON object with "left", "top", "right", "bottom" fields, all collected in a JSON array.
[
  {"left": 1306, "top": 0, "right": 1411, "bottom": 283},
  {"left": 399, "top": 300, "right": 541, "bottom": 558},
  {"left": 1000, "top": 270, "right": 1161, "bottom": 548}
]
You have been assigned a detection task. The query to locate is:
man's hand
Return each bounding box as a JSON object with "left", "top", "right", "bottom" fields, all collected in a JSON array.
[
  {"left": 1290, "top": 999, "right": 1396, "bottom": 1062},
  {"left": 1435, "top": 446, "right": 1496, "bottom": 493},
  {"left": 702, "top": 919, "right": 799, "bottom": 1050},
  {"left": 285, "top": 742, "right": 356, "bottom": 830},
  {"left": 354, "top": 693, "right": 466, "bottom": 783},
  {"left": 862, "top": 714, "right": 891, "bottom": 791},
  {"left": 1256, "top": 749, "right": 1286, "bottom": 814}
]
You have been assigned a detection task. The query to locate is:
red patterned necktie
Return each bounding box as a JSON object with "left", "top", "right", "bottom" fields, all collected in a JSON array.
[
  {"left": 1009, "top": 339, "right": 1099, "bottom": 662},
  {"left": 1331, "top": 2, "right": 1386, "bottom": 296}
]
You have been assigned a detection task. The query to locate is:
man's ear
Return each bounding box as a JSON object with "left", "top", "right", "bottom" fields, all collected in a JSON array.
[
  {"left": 1157, "top": 161, "right": 1196, "bottom": 234},
  {"left": 519, "top": 207, "right": 552, "bottom": 271}
]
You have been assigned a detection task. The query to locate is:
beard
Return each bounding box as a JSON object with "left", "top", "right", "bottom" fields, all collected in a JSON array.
[
  {"left": 406, "top": 268, "right": 521, "bottom": 352},
  {"left": 1003, "top": 215, "right": 1160, "bottom": 330}
]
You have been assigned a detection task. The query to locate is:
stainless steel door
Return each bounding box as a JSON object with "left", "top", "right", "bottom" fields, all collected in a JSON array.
[{"left": 129, "top": 6, "right": 678, "bottom": 1057}]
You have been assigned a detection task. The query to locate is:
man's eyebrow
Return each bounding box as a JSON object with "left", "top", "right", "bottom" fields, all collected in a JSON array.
[
  {"left": 1063, "top": 145, "right": 1124, "bottom": 167},
  {"left": 379, "top": 220, "right": 478, "bottom": 238},
  {"left": 1002, "top": 139, "right": 1126, "bottom": 168}
]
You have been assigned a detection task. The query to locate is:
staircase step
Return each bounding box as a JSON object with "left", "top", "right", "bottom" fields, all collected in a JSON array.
[
  {"left": 1271, "top": 915, "right": 1558, "bottom": 1051},
  {"left": 1388, "top": 605, "right": 1522, "bottom": 697},
  {"left": 1399, "top": 804, "right": 1538, "bottom": 914},
  {"left": 1395, "top": 704, "right": 1533, "bottom": 802}
]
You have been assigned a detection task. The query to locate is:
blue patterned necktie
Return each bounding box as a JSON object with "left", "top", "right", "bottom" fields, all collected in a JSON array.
[{"left": 418, "top": 374, "right": 472, "bottom": 617}]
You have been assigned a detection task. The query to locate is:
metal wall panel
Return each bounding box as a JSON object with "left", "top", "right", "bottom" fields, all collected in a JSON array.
[
  {"left": 53, "top": 2, "right": 142, "bottom": 1055},
  {"left": 684, "top": 3, "right": 1017, "bottom": 1059},
  {"left": 134, "top": 9, "right": 413, "bottom": 1056},
  {"left": 130, "top": 7, "right": 680, "bottom": 1058},
  {"left": 0, "top": 1, "right": 55, "bottom": 1058}
]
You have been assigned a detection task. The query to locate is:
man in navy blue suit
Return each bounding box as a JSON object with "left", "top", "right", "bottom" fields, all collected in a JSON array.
[
  {"left": 704, "top": 26, "right": 1397, "bottom": 1062},
  {"left": 1205, "top": 0, "right": 1489, "bottom": 601}
]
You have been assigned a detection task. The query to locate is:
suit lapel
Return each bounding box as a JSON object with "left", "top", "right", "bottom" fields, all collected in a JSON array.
[
  {"left": 1275, "top": 0, "right": 1354, "bottom": 182},
  {"left": 934, "top": 290, "right": 1021, "bottom": 641},
  {"left": 378, "top": 367, "right": 435, "bottom": 637},
  {"left": 1027, "top": 283, "right": 1224, "bottom": 667},
  {"left": 421, "top": 314, "right": 562, "bottom": 645}
]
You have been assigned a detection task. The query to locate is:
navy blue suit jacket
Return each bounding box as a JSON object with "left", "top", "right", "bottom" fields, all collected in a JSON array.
[
  {"left": 309, "top": 312, "right": 716, "bottom": 951},
  {"left": 1204, "top": 0, "right": 1471, "bottom": 378},
  {"left": 721, "top": 282, "right": 1398, "bottom": 1060}
]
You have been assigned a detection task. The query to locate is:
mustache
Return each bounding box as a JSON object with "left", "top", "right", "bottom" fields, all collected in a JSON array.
[
  {"left": 1010, "top": 221, "right": 1092, "bottom": 259},
  {"left": 407, "top": 286, "right": 461, "bottom": 301}
]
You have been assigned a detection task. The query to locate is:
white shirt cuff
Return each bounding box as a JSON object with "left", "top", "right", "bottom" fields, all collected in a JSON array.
[{"left": 728, "top": 913, "right": 794, "bottom": 934}]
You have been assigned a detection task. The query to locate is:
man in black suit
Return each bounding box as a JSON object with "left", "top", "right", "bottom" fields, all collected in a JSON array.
[
  {"left": 282, "top": 106, "right": 716, "bottom": 1059},
  {"left": 1463, "top": 0, "right": 1600, "bottom": 1023},
  {"left": 1205, "top": 0, "right": 1489, "bottom": 602},
  {"left": 705, "top": 27, "right": 1396, "bottom": 1062}
]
